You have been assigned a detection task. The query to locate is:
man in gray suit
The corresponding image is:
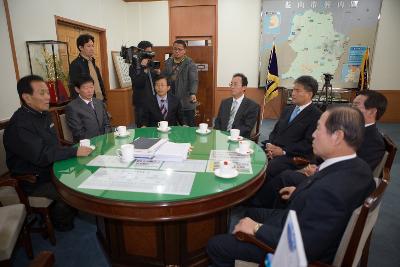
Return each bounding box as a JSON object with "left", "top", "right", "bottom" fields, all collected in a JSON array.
[
  {"left": 214, "top": 73, "right": 260, "bottom": 138},
  {"left": 65, "top": 75, "right": 111, "bottom": 143},
  {"left": 162, "top": 40, "right": 198, "bottom": 126}
]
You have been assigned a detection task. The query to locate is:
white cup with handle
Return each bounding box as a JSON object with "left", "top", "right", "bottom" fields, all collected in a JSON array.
[
  {"left": 79, "top": 139, "right": 91, "bottom": 147},
  {"left": 158, "top": 121, "right": 168, "bottom": 131},
  {"left": 116, "top": 144, "right": 134, "bottom": 162},
  {"left": 239, "top": 141, "right": 250, "bottom": 154},
  {"left": 230, "top": 129, "right": 240, "bottom": 140},
  {"left": 199, "top": 123, "right": 208, "bottom": 133},
  {"left": 219, "top": 160, "right": 235, "bottom": 175},
  {"left": 116, "top": 126, "right": 127, "bottom": 136}
]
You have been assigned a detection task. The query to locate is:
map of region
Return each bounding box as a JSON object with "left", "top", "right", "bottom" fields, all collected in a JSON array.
[{"left": 282, "top": 10, "right": 347, "bottom": 80}]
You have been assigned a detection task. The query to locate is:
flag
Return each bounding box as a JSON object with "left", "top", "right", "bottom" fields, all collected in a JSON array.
[
  {"left": 265, "top": 44, "right": 280, "bottom": 102},
  {"left": 358, "top": 48, "right": 369, "bottom": 91}
]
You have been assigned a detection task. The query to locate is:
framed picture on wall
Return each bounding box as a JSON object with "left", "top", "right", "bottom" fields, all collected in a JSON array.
[{"left": 111, "top": 51, "right": 132, "bottom": 88}]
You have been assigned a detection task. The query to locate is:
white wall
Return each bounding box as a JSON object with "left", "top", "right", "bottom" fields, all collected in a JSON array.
[
  {"left": 217, "top": 0, "right": 261, "bottom": 87},
  {"left": 370, "top": 0, "right": 400, "bottom": 90}
]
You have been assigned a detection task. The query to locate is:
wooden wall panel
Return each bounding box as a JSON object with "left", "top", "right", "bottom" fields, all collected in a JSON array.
[
  {"left": 107, "top": 88, "right": 133, "bottom": 126},
  {"left": 377, "top": 90, "right": 400, "bottom": 123}
]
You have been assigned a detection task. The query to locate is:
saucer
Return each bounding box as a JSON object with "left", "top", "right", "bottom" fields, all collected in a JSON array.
[
  {"left": 196, "top": 129, "right": 211, "bottom": 135},
  {"left": 157, "top": 127, "right": 171, "bottom": 133},
  {"left": 235, "top": 148, "right": 254, "bottom": 155},
  {"left": 114, "top": 131, "right": 130, "bottom": 138},
  {"left": 228, "top": 136, "right": 244, "bottom": 142},
  {"left": 214, "top": 168, "right": 239, "bottom": 179},
  {"left": 89, "top": 145, "right": 96, "bottom": 150}
]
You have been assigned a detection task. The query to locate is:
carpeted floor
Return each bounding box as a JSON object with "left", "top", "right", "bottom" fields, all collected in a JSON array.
[{"left": 11, "top": 120, "right": 400, "bottom": 267}]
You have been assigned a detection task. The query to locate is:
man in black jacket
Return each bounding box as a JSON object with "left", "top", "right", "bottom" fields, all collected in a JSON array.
[
  {"left": 129, "top": 40, "right": 160, "bottom": 127},
  {"left": 207, "top": 106, "right": 376, "bottom": 266},
  {"left": 214, "top": 73, "right": 260, "bottom": 139},
  {"left": 69, "top": 34, "right": 106, "bottom": 101},
  {"left": 4, "top": 75, "right": 92, "bottom": 231},
  {"left": 141, "top": 76, "right": 184, "bottom": 127}
]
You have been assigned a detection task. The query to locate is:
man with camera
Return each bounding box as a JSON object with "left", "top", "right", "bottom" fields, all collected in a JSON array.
[
  {"left": 163, "top": 40, "right": 199, "bottom": 127},
  {"left": 128, "top": 41, "right": 161, "bottom": 128}
]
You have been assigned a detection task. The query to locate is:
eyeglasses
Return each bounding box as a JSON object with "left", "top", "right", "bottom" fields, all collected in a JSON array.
[
  {"left": 173, "top": 47, "right": 185, "bottom": 52},
  {"left": 229, "top": 82, "right": 242, "bottom": 88},
  {"left": 156, "top": 84, "right": 168, "bottom": 87}
]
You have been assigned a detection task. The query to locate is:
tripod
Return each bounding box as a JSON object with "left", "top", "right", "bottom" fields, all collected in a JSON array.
[{"left": 316, "top": 73, "right": 333, "bottom": 111}]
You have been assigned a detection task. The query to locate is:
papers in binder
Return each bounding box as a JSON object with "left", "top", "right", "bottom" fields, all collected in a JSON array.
[
  {"left": 133, "top": 137, "right": 167, "bottom": 158},
  {"left": 153, "top": 142, "right": 191, "bottom": 162},
  {"left": 271, "top": 210, "right": 307, "bottom": 267}
]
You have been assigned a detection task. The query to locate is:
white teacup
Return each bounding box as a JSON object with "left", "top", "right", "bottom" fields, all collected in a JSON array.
[
  {"left": 116, "top": 126, "right": 127, "bottom": 136},
  {"left": 158, "top": 121, "right": 169, "bottom": 130},
  {"left": 116, "top": 144, "right": 134, "bottom": 162},
  {"left": 219, "top": 160, "right": 235, "bottom": 174},
  {"left": 239, "top": 141, "right": 250, "bottom": 154},
  {"left": 199, "top": 123, "right": 208, "bottom": 133},
  {"left": 230, "top": 129, "right": 240, "bottom": 140},
  {"left": 79, "top": 139, "right": 91, "bottom": 147}
]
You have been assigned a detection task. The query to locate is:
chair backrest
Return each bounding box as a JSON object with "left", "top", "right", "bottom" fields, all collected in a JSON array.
[
  {"left": 50, "top": 107, "right": 74, "bottom": 144},
  {"left": 382, "top": 133, "right": 397, "bottom": 177},
  {"left": 333, "top": 178, "right": 388, "bottom": 267},
  {"left": 372, "top": 151, "right": 388, "bottom": 178},
  {"left": 250, "top": 105, "right": 262, "bottom": 144}
]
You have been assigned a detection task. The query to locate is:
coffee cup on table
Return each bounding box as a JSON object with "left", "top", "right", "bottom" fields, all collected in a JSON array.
[
  {"left": 158, "top": 121, "right": 168, "bottom": 131},
  {"left": 239, "top": 141, "right": 250, "bottom": 154},
  {"left": 116, "top": 144, "right": 134, "bottom": 162},
  {"left": 219, "top": 160, "right": 235, "bottom": 174},
  {"left": 79, "top": 139, "right": 91, "bottom": 147},
  {"left": 116, "top": 126, "right": 127, "bottom": 136},
  {"left": 199, "top": 123, "right": 208, "bottom": 133},
  {"left": 230, "top": 129, "right": 240, "bottom": 140}
]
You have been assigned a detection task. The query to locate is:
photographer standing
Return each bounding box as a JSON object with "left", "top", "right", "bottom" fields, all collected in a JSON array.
[
  {"left": 163, "top": 40, "right": 199, "bottom": 127},
  {"left": 129, "top": 41, "right": 160, "bottom": 128}
]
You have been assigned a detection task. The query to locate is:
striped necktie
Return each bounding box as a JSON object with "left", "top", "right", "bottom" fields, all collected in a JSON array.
[
  {"left": 160, "top": 99, "right": 167, "bottom": 119},
  {"left": 227, "top": 100, "right": 238, "bottom": 130}
]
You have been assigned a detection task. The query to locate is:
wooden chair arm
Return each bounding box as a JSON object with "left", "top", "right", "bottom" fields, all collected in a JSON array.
[
  {"left": 0, "top": 178, "right": 32, "bottom": 213},
  {"left": 29, "top": 251, "right": 55, "bottom": 267},
  {"left": 292, "top": 156, "right": 311, "bottom": 166},
  {"left": 13, "top": 174, "right": 37, "bottom": 183},
  {"left": 60, "top": 139, "right": 74, "bottom": 146},
  {"left": 235, "top": 232, "right": 275, "bottom": 254}
]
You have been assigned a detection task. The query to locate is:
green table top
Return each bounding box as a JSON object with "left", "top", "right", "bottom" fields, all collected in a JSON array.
[{"left": 53, "top": 127, "right": 267, "bottom": 203}]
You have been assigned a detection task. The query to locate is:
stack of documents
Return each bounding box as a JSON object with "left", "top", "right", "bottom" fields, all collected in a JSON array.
[
  {"left": 133, "top": 137, "right": 167, "bottom": 159},
  {"left": 153, "top": 142, "right": 191, "bottom": 162}
]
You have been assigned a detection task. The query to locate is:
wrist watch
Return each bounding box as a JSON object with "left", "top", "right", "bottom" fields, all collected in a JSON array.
[{"left": 253, "top": 223, "right": 262, "bottom": 234}]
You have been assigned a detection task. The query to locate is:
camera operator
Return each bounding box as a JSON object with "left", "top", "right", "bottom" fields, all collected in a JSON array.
[{"left": 129, "top": 41, "right": 160, "bottom": 128}]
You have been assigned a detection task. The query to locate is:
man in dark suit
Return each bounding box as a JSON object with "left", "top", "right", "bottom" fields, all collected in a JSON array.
[
  {"left": 214, "top": 73, "right": 260, "bottom": 139},
  {"left": 141, "top": 75, "right": 184, "bottom": 127},
  {"left": 263, "top": 75, "right": 322, "bottom": 178},
  {"left": 258, "top": 90, "right": 389, "bottom": 209},
  {"left": 207, "top": 106, "right": 376, "bottom": 266},
  {"left": 65, "top": 75, "right": 111, "bottom": 143}
]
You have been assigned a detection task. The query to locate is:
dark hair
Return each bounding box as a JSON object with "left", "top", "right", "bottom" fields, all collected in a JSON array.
[
  {"left": 358, "top": 90, "right": 388, "bottom": 120},
  {"left": 77, "top": 34, "right": 94, "bottom": 51},
  {"left": 325, "top": 106, "right": 365, "bottom": 150},
  {"left": 294, "top": 75, "right": 318, "bottom": 97},
  {"left": 154, "top": 75, "right": 170, "bottom": 86},
  {"left": 137, "top": 40, "right": 153, "bottom": 50},
  {"left": 233, "top": 73, "right": 248, "bottom": 87},
  {"left": 173, "top": 39, "right": 187, "bottom": 48},
  {"left": 17, "top": 75, "right": 44, "bottom": 103},
  {"left": 74, "top": 75, "right": 94, "bottom": 88}
]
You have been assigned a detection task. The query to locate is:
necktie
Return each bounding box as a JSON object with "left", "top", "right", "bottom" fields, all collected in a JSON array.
[
  {"left": 160, "top": 99, "right": 167, "bottom": 119},
  {"left": 289, "top": 106, "right": 300, "bottom": 123},
  {"left": 227, "top": 100, "right": 238, "bottom": 130},
  {"left": 88, "top": 101, "right": 95, "bottom": 110}
]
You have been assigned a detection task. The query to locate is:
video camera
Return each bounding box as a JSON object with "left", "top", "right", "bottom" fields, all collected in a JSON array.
[{"left": 120, "top": 45, "right": 160, "bottom": 69}]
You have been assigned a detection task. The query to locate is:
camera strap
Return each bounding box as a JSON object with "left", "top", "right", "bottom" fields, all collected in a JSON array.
[{"left": 148, "top": 70, "right": 155, "bottom": 95}]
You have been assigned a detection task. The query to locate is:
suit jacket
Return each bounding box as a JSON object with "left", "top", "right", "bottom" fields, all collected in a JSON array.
[
  {"left": 214, "top": 97, "right": 260, "bottom": 138},
  {"left": 256, "top": 157, "right": 376, "bottom": 264},
  {"left": 65, "top": 97, "right": 111, "bottom": 143},
  {"left": 141, "top": 94, "right": 184, "bottom": 127},
  {"left": 357, "top": 124, "right": 385, "bottom": 171},
  {"left": 267, "top": 104, "right": 321, "bottom": 159}
]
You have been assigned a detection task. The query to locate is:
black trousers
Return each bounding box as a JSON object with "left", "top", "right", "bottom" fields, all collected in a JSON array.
[
  {"left": 134, "top": 105, "right": 144, "bottom": 128},
  {"left": 207, "top": 208, "right": 285, "bottom": 267},
  {"left": 183, "top": 109, "right": 196, "bottom": 127}
]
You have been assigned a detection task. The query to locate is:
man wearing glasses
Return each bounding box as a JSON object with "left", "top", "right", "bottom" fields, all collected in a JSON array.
[
  {"left": 163, "top": 40, "right": 199, "bottom": 126},
  {"left": 214, "top": 73, "right": 260, "bottom": 138}
]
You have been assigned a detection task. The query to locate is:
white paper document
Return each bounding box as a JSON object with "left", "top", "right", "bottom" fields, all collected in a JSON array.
[
  {"left": 207, "top": 150, "right": 253, "bottom": 174},
  {"left": 130, "top": 160, "right": 163, "bottom": 170},
  {"left": 87, "top": 155, "right": 133, "bottom": 168},
  {"left": 160, "top": 159, "right": 208, "bottom": 172},
  {"left": 78, "top": 168, "right": 195, "bottom": 195},
  {"left": 153, "top": 142, "right": 191, "bottom": 162}
]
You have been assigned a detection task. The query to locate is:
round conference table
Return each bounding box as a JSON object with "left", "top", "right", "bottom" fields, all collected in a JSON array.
[{"left": 53, "top": 127, "right": 267, "bottom": 267}]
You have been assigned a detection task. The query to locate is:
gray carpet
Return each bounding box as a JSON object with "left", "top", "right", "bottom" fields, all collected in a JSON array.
[{"left": 11, "top": 120, "right": 400, "bottom": 266}]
